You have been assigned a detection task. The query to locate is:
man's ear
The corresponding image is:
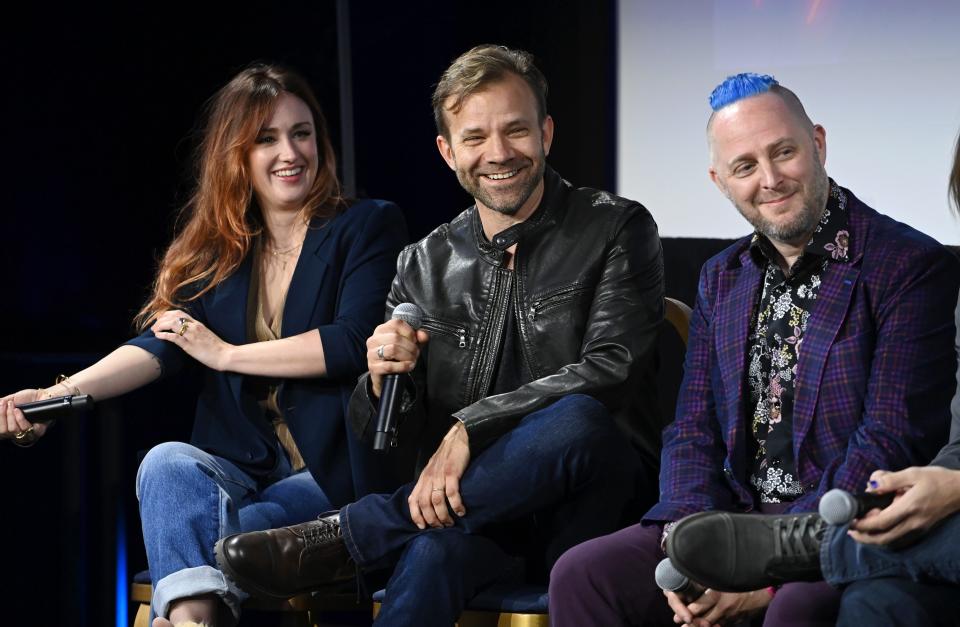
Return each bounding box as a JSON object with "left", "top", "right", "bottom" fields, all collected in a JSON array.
[
  {"left": 813, "top": 124, "right": 827, "bottom": 166},
  {"left": 541, "top": 115, "right": 555, "bottom": 156},
  {"left": 436, "top": 134, "right": 457, "bottom": 171},
  {"left": 708, "top": 167, "right": 729, "bottom": 198}
]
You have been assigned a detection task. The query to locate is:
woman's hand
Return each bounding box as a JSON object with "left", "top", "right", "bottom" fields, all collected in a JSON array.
[
  {"left": 848, "top": 466, "right": 960, "bottom": 546},
  {"left": 152, "top": 310, "right": 235, "bottom": 372},
  {"left": 1, "top": 389, "right": 49, "bottom": 446}
]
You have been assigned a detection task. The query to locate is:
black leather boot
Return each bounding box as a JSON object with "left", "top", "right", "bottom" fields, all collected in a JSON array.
[{"left": 666, "top": 511, "right": 826, "bottom": 592}]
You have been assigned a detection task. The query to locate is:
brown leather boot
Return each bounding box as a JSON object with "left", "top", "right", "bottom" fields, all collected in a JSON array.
[{"left": 214, "top": 513, "right": 355, "bottom": 599}]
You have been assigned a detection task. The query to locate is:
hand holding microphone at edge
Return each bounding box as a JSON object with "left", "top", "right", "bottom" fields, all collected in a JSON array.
[
  {"left": 845, "top": 467, "right": 960, "bottom": 546},
  {"left": 1, "top": 389, "right": 49, "bottom": 446},
  {"left": 1, "top": 377, "right": 93, "bottom": 446}
]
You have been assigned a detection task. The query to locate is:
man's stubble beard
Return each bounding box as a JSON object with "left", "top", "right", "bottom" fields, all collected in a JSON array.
[
  {"left": 456, "top": 155, "right": 546, "bottom": 216},
  {"left": 735, "top": 151, "right": 830, "bottom": 244}
]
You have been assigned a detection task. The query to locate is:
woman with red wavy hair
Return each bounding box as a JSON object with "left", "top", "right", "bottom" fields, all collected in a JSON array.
[{"left": 0, "top": 64, "right": 408, "bottom": 626}]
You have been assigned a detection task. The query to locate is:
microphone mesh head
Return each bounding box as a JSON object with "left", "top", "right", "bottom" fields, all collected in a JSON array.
[
  {"left": 654, "top": 558, "right": 688, "bottom": 592},
  {"left": 819, "top": 489, "right": 856, "bottom": 525},
  {"left": 391, "top": 303, "right": 423, "bottom": 330}
]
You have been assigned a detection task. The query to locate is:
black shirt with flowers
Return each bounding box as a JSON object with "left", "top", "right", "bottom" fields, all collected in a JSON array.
[{"left": 746, "top": 181, "right": 850, "bottom": 503}]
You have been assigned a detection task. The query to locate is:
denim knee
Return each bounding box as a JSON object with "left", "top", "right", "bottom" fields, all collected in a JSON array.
[
  {"left": 534, "top": 394, "right": 617, "bottom": 448},
  {"left": 402, "top": 530, "right": 470, "bottom": 569},
  {"left": 539, "top": 395, "right": 635, "bottom": 476},
  {"left": 136, "top": 441, "right": 211, "bottom": 502},
  {"left": 550, "top": 393, "right": 609, "bottom": 424}
]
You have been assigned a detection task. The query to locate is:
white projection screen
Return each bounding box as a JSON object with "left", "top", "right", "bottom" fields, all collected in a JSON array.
[{"left": 617, "top": 0, "right": 960, "bottom": 244}]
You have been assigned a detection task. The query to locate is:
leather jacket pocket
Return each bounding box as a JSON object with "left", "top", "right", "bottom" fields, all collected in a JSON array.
[
  {"left": 526, "top": 284, "right": 593, "bottom": 323},
  {"left": 420, "top": 316, "right": 471, "bottom": 349}
]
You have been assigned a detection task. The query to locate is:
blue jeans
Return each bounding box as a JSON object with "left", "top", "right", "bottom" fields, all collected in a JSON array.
[
  {"left": 340, "top": 394, "right": 642, "bottom": 627},
  {"left": 135, "top": 441, "right": 332, "bottom": 619},
  {"left": 820, "top": 511, "right": 960, "bottom": 626}
]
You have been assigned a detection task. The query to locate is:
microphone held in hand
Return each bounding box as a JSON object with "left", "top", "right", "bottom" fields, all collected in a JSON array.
[
  {"left": 818, "top": 488, "right": 895, "bottom": 525},
  {"left": 373, "top": 303, "right": 423, "bottom": 452},
  {"left": 16, "top": 394, "right": 95, "bottom": 423},
  {"left": 655, "top": 558, "right": 707, "bottom": 604}
]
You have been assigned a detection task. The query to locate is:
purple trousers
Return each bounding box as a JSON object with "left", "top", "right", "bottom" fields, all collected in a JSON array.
[{"left": 549, "top": 522, "right": 841, "bottom": 627}]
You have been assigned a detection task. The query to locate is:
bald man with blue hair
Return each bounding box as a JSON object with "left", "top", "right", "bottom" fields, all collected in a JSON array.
[{"left": 547, "top": 73, "right": 959, "bottom": 626}]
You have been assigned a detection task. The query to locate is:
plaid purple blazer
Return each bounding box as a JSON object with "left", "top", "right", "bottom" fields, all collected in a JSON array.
[{"left": 646, "top": 187, "right": 960, "bottom": 522}]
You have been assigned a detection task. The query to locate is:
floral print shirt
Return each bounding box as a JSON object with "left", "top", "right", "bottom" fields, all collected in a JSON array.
[{"left": 746, "top": 181, "right": 850, "bottom": 503}]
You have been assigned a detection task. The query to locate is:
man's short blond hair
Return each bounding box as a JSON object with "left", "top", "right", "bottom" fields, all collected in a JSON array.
[{"left": 432, "top": 45, "right": 548, "bottom": 139}]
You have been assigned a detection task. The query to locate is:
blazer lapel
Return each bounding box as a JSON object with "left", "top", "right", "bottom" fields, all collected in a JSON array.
[
  {"left": 282, "top": 216, "right": 334, "bottom": 336},
  {"left": 792, "top": 260, "right": 861, "bottom": 454},
  {"left": 207, "top": 254, "right": 253, "bottom": 403},
  {"left": 208, "top": 255, "right": 253, "bottom": 344},
  {"left": 715, "top": 251, "right": 763, "bottom": 468},
  {"left": 793, "top": 192, "right": 870, "bottom": 456}
]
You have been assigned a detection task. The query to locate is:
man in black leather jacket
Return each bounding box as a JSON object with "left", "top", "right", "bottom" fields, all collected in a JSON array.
[{"left": 215, "top": 45, "right": 664, "bottom": 625}]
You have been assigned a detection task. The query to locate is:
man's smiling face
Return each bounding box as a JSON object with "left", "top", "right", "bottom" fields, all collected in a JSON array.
[{"left": 437, "top": 72, "right": 553, "bottom": 220}]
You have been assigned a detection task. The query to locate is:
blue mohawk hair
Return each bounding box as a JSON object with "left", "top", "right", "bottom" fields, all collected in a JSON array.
[{"left": 709, "top": 73, "right": 779, "bottom": 111}]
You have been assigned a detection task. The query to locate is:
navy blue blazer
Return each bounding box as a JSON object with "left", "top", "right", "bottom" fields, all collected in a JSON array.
[{"left": 127, "top": 199, "right": 412, "bottom": 506}]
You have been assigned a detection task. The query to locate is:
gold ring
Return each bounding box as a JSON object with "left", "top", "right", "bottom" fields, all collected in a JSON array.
[
  {"left": 15, "top": 426, "right": 35, "bottom": 440},
  {"left": 431, "top": 487, "right": 444, "bottom": 492},
  {"left": 177, "top": 321, "right": 189, "bottom": 336}
]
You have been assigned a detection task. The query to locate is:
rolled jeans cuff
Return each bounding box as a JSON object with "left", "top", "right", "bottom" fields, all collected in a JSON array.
[{"left": 153, "top": 564, "right": 246, "bottom": 620}]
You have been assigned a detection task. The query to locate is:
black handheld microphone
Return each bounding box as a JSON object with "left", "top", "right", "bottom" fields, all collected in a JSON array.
[
  {"left": 16, "top": 394, "right": 95, "bottom": 422},
  {"left": 655, "top": 558, "right": 707, "bottom": 604},
  {"left": 819, "top": 488, "right": 896, "bottom": 525},
  {"left": 373, "top": 303, "right": 423, "bottom": 451}
]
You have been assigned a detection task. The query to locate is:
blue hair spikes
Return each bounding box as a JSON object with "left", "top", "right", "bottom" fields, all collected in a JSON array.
[{"left": 709, "top": 73, "right": 779, "bottom": 111}]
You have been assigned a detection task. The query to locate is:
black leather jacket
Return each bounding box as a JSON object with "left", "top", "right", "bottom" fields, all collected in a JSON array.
[{"left": 350, "top": 168, "right": 665, "bottom": 469}]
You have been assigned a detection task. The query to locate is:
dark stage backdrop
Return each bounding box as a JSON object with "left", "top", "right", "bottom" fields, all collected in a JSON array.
[{"left": 1, "top": 2, "right": 727, "bottom": 625}]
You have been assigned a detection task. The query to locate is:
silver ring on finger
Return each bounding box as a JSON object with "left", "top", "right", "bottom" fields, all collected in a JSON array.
[{"left": 377, "top": 344, "right": 386, "bottom": 360}]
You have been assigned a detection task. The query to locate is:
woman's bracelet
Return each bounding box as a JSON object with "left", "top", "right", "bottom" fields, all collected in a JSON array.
[
  {"left": 41, "top": 374, "right": 80, "bottom": 399},
  {"left": 55, "top": 374, "right": 80, "bottom": 395}
]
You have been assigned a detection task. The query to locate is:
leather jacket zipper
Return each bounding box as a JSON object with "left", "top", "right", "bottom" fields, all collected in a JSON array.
[
  {"left": 420, "top": 318, "right": 469, "bottom": 348},
  {"left": 527, "top": 285, "right": 591, "bottom": 322},
  {"left": 513, "top": 255, "right": 540, "bottom": 379},
  {"left": 469, "top": 269, "right": 510, "bottom": 403}
]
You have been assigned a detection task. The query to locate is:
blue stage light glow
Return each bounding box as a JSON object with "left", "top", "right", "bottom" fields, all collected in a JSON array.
[{"left": 115, "top": 506, "right": 127, "bottom": 627}]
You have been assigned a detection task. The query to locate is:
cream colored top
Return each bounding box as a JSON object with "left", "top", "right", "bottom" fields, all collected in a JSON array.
[{"left": 248, "top": 238, "right": 306, "bottom": 472}]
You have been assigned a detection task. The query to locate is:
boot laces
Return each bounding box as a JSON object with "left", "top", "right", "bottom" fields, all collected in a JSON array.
[
  {"left": 774, "top": 514, "right": 824, "bottom": 562},
  {"left": 301, "top": 516, "right": 340, "bottom": 547}
]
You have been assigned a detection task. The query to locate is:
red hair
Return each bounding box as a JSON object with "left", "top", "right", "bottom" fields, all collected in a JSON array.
[{"left": 136, "top": 64, "right": 341, "bottom": 328}]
